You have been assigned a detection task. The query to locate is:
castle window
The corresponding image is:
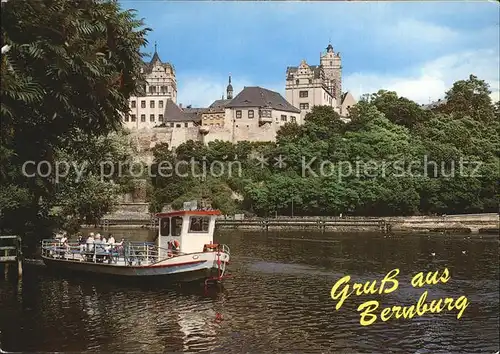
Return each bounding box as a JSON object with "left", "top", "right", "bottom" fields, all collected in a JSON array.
[
  {"left": 290, "top": 116, "right": 296, "bottom": 123},
  {"left": 308, "top": 79, "right": 312, "bottom": 84},
  {"left": 141, "top": 100, "right": 146, "bottom": 108},
  {"left": 236, "top": 110, "right": 242, "bottom": 119},
  {"left": 149, "top": 86, "right": 156, "bottom": 94},
  {"left": 248, "top": 110, "right": 254, "bottom": 118},
  {"left": 299, "top": 91, "right": 308, "bottom": 98},
  {"left": 176, "top": 124, "right": 181, "bottom": 128},
  {"left": 131, "top": 114, "right": 136, "bottom": 122},
  {"left": 170, "top": 123, "right": 174, "bottom": 127},
  {"left": 159, "top": 100, "right": 164, "bottom": 108},
  {"left": 150, "top": 101, "right": 155, "bottom": 108},
  {"left": 330, "top": 61, "right": 333, "bottom": 66},
  {"left": 150, "top": 114, "right": 155, "bottom": 122},
  {"left": 131, "top": 100, "right": 136, "bottom": 108},
  {"left": 299, "top": 103, "right": 309, "bottom": 110},
  {"left": 159, "top": 114, "right": 164, "bottom": 122},
  {"left": 295, "top": 79, "right": 299, "bottom": 85},
  {"left": 124, "top": 113, "right": 129, "bottom": 122},
  {"left": 184, "top": 123, "right": 188, "bottom": 127},
  {"left": 281, "top": 115, "right": 287, "bottom": 122},
  {"left": 260, "top": 109, "right": 272, "bottom": 118},
  {"left": 140, "top": 114, "right": 146, "bottom": 122}
]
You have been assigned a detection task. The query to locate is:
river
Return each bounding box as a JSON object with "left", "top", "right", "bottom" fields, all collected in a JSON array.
[{"left": 0, "top": 230, "right": 498, "bottom": 353}]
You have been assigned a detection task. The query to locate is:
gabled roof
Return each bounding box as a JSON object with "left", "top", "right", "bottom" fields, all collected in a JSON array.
[
  {"left": 141, "top": 51, "right": 174, "bottom": 75},
  {"left": 209, "top": 99, "right": 232, "bottom": 110},
  {"left": 286, "top": 64, "right": 323, "bottom": 80},
  {"left": 162, "top": 100, "right": 205, "bottom": 123},
  {"left": 225, "top": 86, "right": 300, "bottom": 113}
]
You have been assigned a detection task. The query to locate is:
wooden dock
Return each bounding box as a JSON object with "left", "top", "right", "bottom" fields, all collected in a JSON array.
[{"left": 0, "top": 235, "right": 23, "bottom": 277}]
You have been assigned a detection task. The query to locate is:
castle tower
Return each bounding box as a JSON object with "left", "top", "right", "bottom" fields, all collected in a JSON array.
[
  {"left": 226, "top": 75, "right": 233, "bottom": 100},
  {"left": 320, "top": 43, "right": 342, "bottom": 106}
]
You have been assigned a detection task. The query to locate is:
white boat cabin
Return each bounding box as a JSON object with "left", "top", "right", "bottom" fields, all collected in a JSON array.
[{"left": 156, "top": 210, "right": 221, "bottom": 255}]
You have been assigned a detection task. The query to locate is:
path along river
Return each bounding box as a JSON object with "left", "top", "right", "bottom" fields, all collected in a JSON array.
[{"left": 0, "top": 230, "right": 498, "bottom": 353}]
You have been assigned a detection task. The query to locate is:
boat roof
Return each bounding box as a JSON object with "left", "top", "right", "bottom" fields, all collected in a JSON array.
[{"left": 156, "top": 210, "right": 221, "bottom": 218}]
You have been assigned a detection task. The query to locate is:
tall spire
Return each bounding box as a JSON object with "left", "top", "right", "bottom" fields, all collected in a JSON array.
[
  {"left": 226, "top": 73, "right": 233, "bottom": 100},
  {"left": 154, "top": 41, "right": 158, "bottom": 53}
]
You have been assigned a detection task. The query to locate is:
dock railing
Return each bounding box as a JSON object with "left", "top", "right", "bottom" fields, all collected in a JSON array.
[
  {"left": 215, "top": 217, "right": 390, "bottom": 233},
  {"left": 0, "top": 235, "right": 23, "bottom": 277}
]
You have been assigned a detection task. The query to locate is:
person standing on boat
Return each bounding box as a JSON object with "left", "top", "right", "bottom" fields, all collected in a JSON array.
[
  {"left": 60, "top": 233, "right": 70, "bottom": 252},
  {"left": 86, "top": 233, "right": 95, "bottom": 252},
  {"left": 105, "top": 234, "right": 115, "bottom": 252},
  {"left": 77, "top": 234, "right": 85, "bottom": 252}
]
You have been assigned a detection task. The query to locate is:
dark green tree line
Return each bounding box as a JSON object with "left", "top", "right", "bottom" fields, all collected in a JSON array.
[
  {"left": 1, "top": 0, "right": 150, "bottom": 236},
  {"left": 149, "top": 75, "right": 499, "bottom": 217}
]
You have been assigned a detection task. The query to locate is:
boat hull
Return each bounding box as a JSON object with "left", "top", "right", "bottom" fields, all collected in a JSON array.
[{"left": 41, "top": 251, "right": 229, "bottom": 283}]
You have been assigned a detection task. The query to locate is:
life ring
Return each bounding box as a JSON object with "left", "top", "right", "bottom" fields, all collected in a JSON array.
[{"left": 203, "top": 243, "right": 219, "bottom": 252}]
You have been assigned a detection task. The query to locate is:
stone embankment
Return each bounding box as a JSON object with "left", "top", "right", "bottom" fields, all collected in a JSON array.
[
  {"left": 98, "top": 204, "right": 499, "bottom": 234},
  {"left": 385, "top": 213, "right": 499, "bottom": 234}
]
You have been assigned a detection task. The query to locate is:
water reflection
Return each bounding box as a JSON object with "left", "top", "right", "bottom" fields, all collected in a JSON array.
[{"left": 1, "top": 231, "right": 498, "bottom": 353}]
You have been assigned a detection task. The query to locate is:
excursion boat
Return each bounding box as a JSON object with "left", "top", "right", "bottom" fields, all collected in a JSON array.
[{"left": 40, "top": 209, "right": 231, "bottom": 284}]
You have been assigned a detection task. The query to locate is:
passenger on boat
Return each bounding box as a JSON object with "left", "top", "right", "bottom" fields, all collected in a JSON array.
[
  {"left": 60, "top": 233, "right": 70, "bottom": 252},
  {"left": 77, "top": 234, "right": 86, "bottom": 252},
  {"left": 94, "top": 233, "right": 103, "bottom": 250},
  {"left": 114, "top": 238, "right": 125, "bottom": 256},
  {"left": 104, "top": 234, "right": 115, "bottom": 252},
  {"left": 86, "top": 233, "right": 95, "bottom": 252},
  {"left": 168, "top": 239, "right": 180, "bottom": 256}
]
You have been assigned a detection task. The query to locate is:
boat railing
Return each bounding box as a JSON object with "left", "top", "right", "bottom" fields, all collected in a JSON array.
[
  {"left": 41, "top": 239, "right": 176, "bottom": 266},
  {"left": 220, "top": 244, "right": 230, "bottom": 255}
]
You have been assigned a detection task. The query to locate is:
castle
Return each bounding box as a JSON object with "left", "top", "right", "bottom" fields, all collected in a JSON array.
[{"left": 123, "top": 43, "right": 357, "bottom": 154}]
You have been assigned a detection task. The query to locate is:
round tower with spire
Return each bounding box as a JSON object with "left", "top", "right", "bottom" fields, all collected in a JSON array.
[{"left": 226, "top": 75, "right": 233, "bottom": 100}]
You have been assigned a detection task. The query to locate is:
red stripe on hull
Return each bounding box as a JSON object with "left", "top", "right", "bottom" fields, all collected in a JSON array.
[{"left": 41, "top": 257, "right": 207, "bottom": 269}]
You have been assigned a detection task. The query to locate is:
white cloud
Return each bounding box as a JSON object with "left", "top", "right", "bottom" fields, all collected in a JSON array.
[
  {"left": 343, "top": 49, "right": 500, "bottom": 103},
  {"left": 377, "top": 19, "right": 460, "bottom": 46}
]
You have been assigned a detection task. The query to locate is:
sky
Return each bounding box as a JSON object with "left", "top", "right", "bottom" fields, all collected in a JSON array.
[{"left": 119, "top": 1, "right": 500, "bottom": 107}]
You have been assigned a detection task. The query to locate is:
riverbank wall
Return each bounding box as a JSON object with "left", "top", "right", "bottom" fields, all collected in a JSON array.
[{"left": 94, "top": 204, "right": 499, "bottom": 234}]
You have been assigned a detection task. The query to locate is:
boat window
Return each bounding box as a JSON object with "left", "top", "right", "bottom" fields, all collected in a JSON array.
[
  {"left": 188, "top": 216, "right": 210, "bottom": 233},
  {"left": 160, "top": 218, "right": 170, "bottom": 236},
  {"left": 171, "top": 216, "right": 183, "bottom": 236}
]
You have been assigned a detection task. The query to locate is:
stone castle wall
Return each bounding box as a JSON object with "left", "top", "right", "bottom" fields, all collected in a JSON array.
[{"left": 129, "top": 124, "right": 279, "bottom": 163}]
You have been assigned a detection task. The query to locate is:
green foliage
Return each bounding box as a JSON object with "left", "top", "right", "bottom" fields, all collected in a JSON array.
[
  {"left": 0, "top": 0, "right": 150, "bottom": 236},
  {"left": 149, "top": 75, "right": 499, "bottom": 217}
]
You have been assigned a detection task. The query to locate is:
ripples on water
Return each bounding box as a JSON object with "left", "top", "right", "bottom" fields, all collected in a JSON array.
[{"left": 0, "top": 231, "right": 498, "bottom": 353}]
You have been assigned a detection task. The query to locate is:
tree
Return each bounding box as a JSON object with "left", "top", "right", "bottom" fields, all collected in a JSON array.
[
  {"left": 438, "top": 74, "right": 495, "bottom": 122},
  {"left": 369, "top": 89, "right": 429, "bottom": 129},
  {"left": 0, "top": 0, "right": 150, "bottom": 236}
]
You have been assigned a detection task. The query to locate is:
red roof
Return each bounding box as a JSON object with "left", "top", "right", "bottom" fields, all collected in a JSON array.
[{"left": 156, "top": 210, "right": 221, "bottom": 218}]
